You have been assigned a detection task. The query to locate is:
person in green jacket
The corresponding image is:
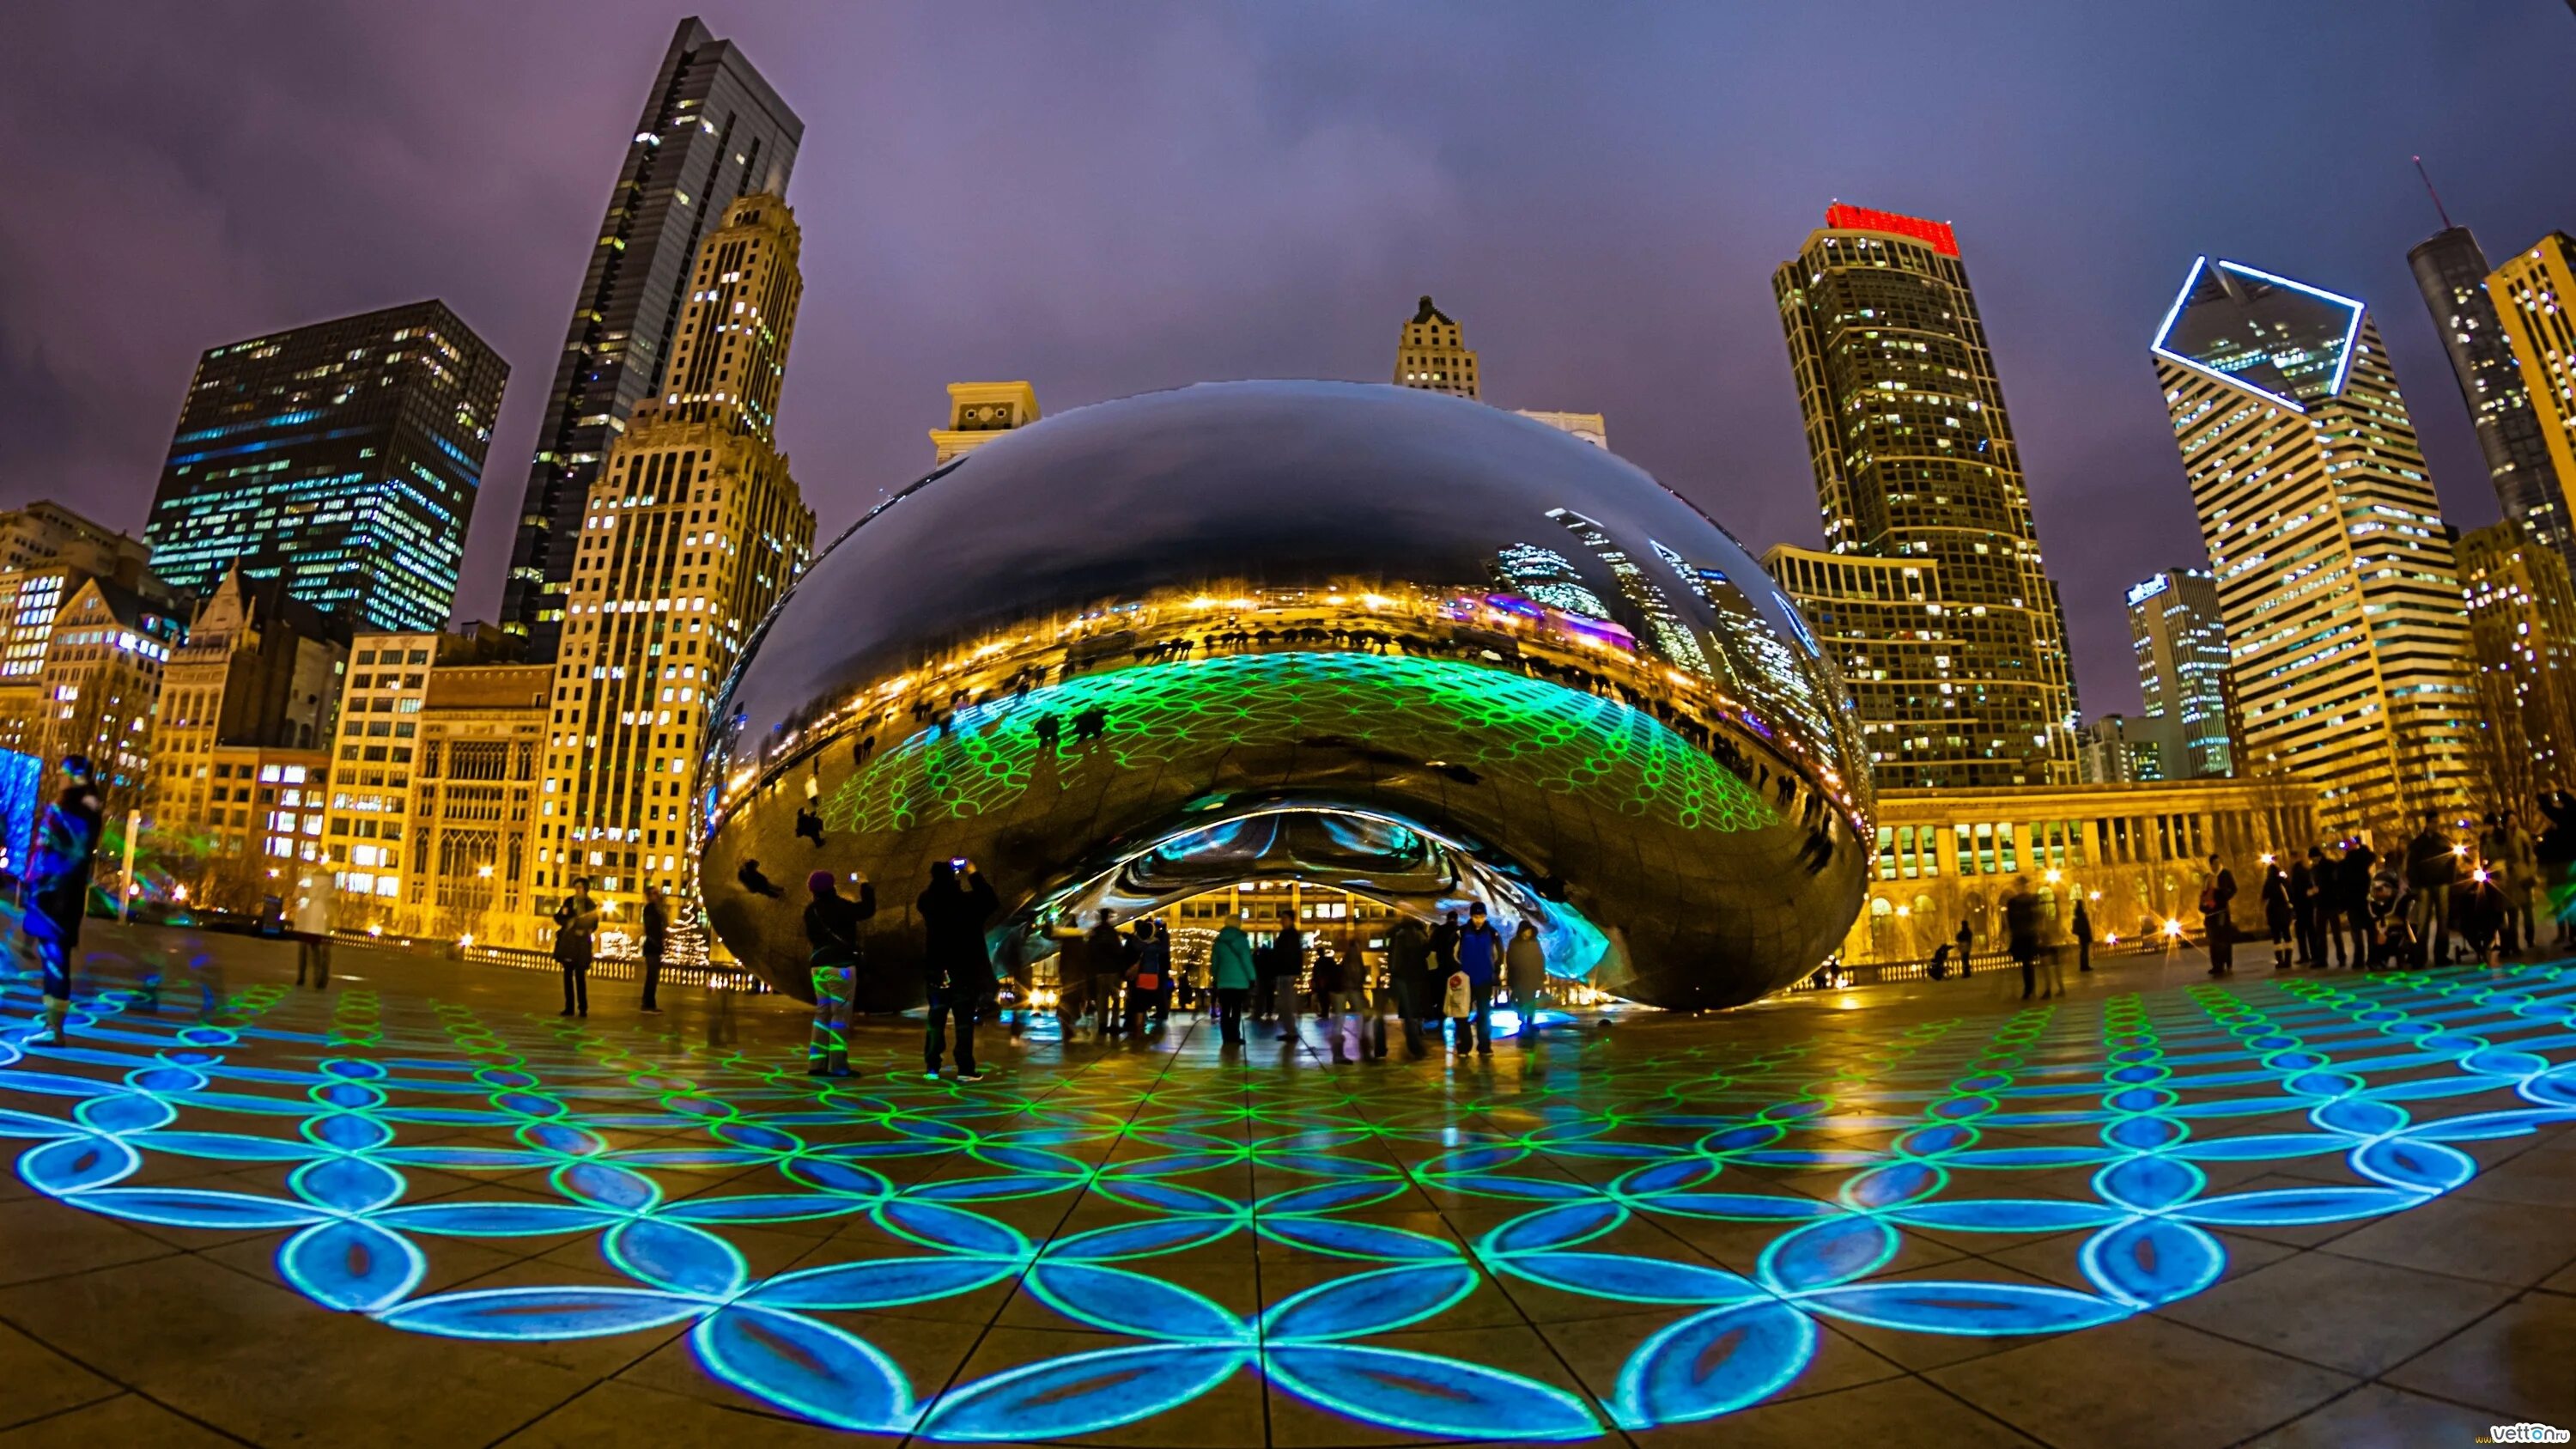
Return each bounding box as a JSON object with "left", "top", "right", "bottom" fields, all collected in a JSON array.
[{"left": 1209, "top": 919, "right": 1256, "bottom": 1047}]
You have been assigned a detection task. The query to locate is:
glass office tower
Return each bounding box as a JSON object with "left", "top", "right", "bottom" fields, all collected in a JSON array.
[
  {"left": 144, "top": 299, "right": 504, "bottom": 632},
  {"left": 1770, "top": 204, "right": 2080, "bottom": 788}
]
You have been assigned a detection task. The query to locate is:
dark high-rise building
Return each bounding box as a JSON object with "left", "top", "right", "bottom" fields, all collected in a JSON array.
[
  {"left": 499, "top": 15, "right": 802, "bottom": 661},
  {"left": 1769, "top": 204, "right": 2080, "bottom": 788},
  {"left": 2408, "top": 224, "right": 2571, "bottom": 569},
  {"left": 144, "top": 300, "right": 504, "bottom": 633}
]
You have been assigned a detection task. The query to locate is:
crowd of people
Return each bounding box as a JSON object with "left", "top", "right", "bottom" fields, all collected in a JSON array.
[
  {"left": 2231, "top": 808, "right": 2558, "bottom": 973},
  {"left": 1915, "top": 807, "right": 2570, "bottom": 1003},
  {"left": 787, "top": 864, "right": 1556, "bottom": 1081}
]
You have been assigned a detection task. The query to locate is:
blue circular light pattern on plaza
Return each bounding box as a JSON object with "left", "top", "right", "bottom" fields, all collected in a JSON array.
[{"left": 3, "top": 953, "right": 2574, "bottom": 1440}]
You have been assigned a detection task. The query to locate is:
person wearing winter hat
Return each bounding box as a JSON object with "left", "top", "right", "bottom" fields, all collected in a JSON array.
[{"left": 24, "top": 754, "right": 102, "bottom": 1044}]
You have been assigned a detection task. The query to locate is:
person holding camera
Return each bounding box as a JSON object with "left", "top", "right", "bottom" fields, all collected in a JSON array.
[
  {"left": 804, "top": 868, "right": 874, "bottom": 1076},
  {"left": 919, "top": 857, "right": 998, "bottom": 1081}
]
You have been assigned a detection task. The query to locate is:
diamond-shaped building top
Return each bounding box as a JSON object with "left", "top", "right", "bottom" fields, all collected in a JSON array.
[{"left": 2152, "top": 257, "right": 2364, "bottom": 411}]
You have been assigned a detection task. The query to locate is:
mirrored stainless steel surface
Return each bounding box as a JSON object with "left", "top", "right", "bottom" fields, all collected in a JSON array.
[{"left": 698, "top": 381, "right": 1870, "bottom": 1008}]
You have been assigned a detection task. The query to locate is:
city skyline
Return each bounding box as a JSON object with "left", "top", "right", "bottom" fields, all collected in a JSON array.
[{"left": 3, "top": 3, "right": 2573, "bottom": 721}]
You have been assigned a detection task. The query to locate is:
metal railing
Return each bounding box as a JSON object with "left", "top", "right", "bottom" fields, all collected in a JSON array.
[
  {"left": 311, "top": 929, "right": 775, "bottom": 993},
  {"left": 1784, "top": 940, "right": 2152, "bottom": 992}
]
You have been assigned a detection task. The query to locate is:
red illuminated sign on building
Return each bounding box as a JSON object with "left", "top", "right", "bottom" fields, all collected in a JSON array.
[{"left": 1824, "top": 204, "right": 1959, "bottom": 257}]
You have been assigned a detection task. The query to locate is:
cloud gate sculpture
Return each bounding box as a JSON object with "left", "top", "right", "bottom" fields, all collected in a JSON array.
[{"left": 698, "top": 381, "right": 1871, "bottom": 1009}]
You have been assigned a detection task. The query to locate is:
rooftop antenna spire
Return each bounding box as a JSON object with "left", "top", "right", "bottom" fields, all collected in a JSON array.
[{"left": 2412, "top": 155, "right": 2455, "bottom": 229}]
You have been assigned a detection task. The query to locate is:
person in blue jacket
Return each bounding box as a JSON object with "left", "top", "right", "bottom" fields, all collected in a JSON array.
[
  {"left": 1453, "top": 901, "right": 1504, "bottom": 1056},
  {"left": 24, "top": 754, "right": 102, "bottom": 1045},
  {"left": 1208, "top": 918, "right": 1256, "bottom": 1047}
]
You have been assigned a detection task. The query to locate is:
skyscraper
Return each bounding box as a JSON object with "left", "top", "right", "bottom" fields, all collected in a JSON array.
[
  {"left": 2458, "top": 521, "right": 2576, "bottom": 807},
  {"left": 2408, "top": 223, "right": 2570, "bottom": 569},
  {"left": 2488, "top": 234, "right": 2576, "bottom": 541},
  {"left": 1770, "top": 204, "right": 2079, "bottom": 788},
  {"left": 536, "top": 194, "right": 817, "bottom": 932},
  {"left": 2125, "top": 568, "right": 2237, "bottom": 779},
  {"left": 144, "top": 301, "right": 504, "bottom": 632},
  {"left": 2152, "top": 255, "right": 2475, "bottom": 831},
  {"left": 1394, "top": 295, "right": 1479, "bottom": 399},
  {"left": 500, "top": 16, "right": 801, "bottom": 661}
]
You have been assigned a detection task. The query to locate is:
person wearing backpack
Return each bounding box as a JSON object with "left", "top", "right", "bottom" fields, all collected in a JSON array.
[{"left": 1125, "top": 920, "right": 1171, "bottom": 1038}]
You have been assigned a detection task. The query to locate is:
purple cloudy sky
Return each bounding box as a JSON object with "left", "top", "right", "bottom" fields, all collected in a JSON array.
[{"left": 3, "top": 2, "right": 2571, "bottom": 715}]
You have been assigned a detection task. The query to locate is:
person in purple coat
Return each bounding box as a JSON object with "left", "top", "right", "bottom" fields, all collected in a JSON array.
[{"left": 23, "top": 754, "right": 102, "bottom": 1045}]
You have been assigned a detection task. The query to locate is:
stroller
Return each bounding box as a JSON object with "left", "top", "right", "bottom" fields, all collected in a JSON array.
[{"left": 2365, "top": 870, "right": 2419, "bottom": 971}]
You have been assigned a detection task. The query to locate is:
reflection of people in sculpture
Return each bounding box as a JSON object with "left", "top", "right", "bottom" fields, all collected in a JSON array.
[
  {"left": 1072, "top": 705, "right": 1109, "bottom": 742},
  {"left": 795, "top": 805, "right": 825, "bottom": 847},
  {"left": 1033, "top": 714, "right": 1060, "bottom": 752},
  {"left": 738, "top": 859, "right": 784, "bottom": 898}
]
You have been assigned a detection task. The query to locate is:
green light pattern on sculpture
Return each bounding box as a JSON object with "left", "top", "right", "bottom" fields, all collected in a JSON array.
[{"left": 826, "top": 651, "right": 1778, "bottom": 836}]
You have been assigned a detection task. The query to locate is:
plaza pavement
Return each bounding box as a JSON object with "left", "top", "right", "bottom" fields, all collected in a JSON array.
[{"left": 0, "top": 922, "right": 2568, "bottom": 1447}]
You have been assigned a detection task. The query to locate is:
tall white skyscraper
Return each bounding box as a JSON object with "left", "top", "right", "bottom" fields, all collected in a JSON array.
[{"left": 2151, "top": 256, "right": 2474, "bottom": 831}]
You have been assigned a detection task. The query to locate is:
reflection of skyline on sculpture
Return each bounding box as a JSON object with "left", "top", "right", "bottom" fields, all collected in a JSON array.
[{"left": 699, "top": 382, "right": 1868, "bottom": 1009}]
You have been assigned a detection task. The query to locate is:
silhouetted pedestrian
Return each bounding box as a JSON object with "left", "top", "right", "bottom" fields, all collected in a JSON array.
[
  {"left": 2263, "top": 861, "right": 2293, "bottom": 970},
  {"left": 640, "top": 884, "right": 669, "bottom": 1014},
  {"left": 918, "top": 859, "right": 997, "bottom": 1080},
  {"left": 2201, "top": 855, "right": 2239, "bottom": 975},
  {"left": 2005, "top": 877, "right": 2044, "bottom": 1000},
  {"left": 552, "top": 877, "right": 600, "bottom": 1017},
  {"left": 2404, "top": 817, "right": 2460, "bottom": 965}
]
